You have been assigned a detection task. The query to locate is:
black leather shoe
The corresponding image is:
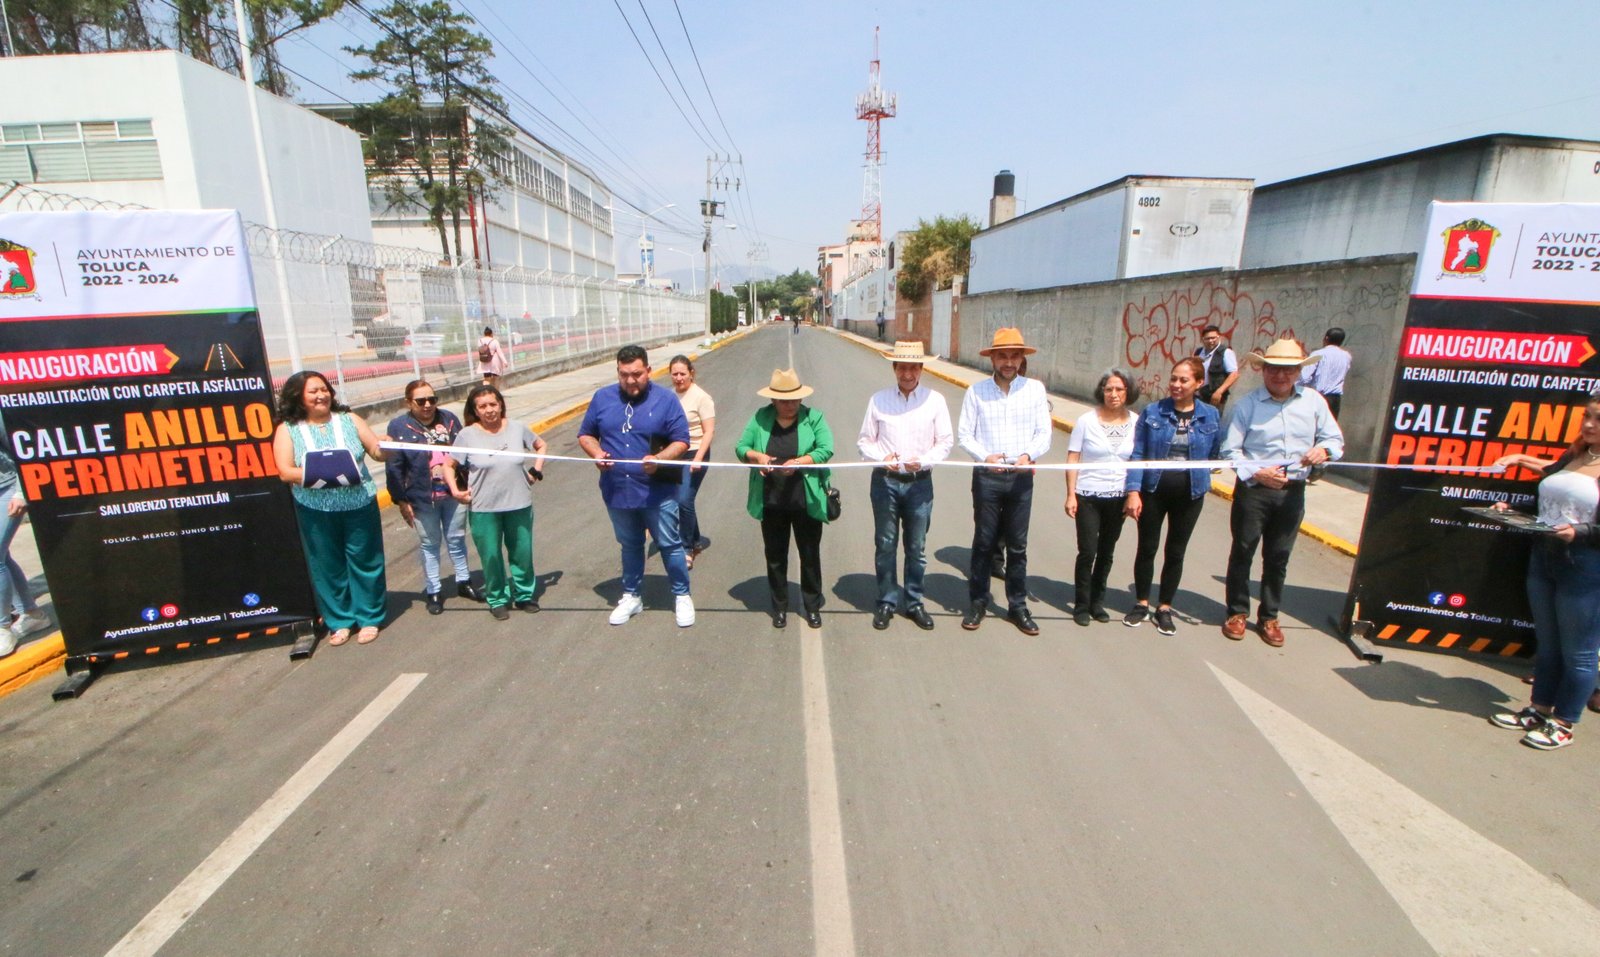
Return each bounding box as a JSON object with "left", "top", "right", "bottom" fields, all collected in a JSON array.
[
  {"left": 514, "top": 599, "right": 540, "bottom": 614},
  {"left": 457, "top": 582, "right": 486, "bottom": 603},
  {"left": 425, "top": 593, "right": 443, "bottom": 616},
  {"left": 905, "top": 604, "right": 935, "bottom": 631},
  {"left": 490, "top": 605, "right": 510, "bottom": 621},
  {"left": 961, "top": 601, "right": 987, "bottom": 631},
  {"left": 772, "top": 610, "right": 787, "bottom": 629},
  {"left": 802, "top": 609, "right": 822, "bottom": 629},
  {"left": 872, "top": 604, "right": 894, "bottom": 630},
  {"left": 1008, "top": 607, "right": 1040, "bottom": 636},
  {"left": 1089, "top": 603, "right": 1111, "bottom": 623}
]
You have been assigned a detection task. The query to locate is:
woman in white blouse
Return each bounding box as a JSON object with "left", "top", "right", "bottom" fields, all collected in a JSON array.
[
  {"left": 1490, "top": 392, "right": 1600, "bottom": 750},
  {"left": 1064, "top": 369, "right": 1139, "bottom": 626}
]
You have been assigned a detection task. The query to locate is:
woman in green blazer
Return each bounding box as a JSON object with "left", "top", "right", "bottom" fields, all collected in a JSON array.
[{"left": 736, "top": 368, "right": 834, "bottom": 629}]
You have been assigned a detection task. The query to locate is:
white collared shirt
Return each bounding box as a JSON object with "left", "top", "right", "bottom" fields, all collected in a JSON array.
[
  {"left": 858, "top": 384, "right": 954, "bottom": 469},
  {"left": 957, "top": 375, "right": 1053, "bottom": 463}
]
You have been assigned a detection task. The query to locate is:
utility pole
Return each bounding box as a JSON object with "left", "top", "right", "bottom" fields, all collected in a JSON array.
[
  {"left": 746, "top": 241, "right": 767, "bottom": 325},
  {"left": 702, "top": 154, "right": 741, "bottom": 338}
]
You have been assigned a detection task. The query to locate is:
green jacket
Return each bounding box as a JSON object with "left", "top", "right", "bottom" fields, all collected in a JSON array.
[{"left": 735, "top": 404, "right": 834, "bottom": 522}]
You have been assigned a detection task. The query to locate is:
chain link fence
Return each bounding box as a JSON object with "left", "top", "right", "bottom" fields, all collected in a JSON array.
[{"left": 2, "top": 183, "right": 705, "bottom": 408}]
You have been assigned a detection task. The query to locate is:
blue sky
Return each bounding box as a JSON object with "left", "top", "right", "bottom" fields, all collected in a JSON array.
[{"left": 288, "top": 0, "right": 1600, "bottom": 279}]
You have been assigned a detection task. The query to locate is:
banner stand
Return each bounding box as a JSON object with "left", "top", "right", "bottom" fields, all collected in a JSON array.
[
  {"left": 1344, "top": 201, "right": 1600, "bottom": 662},
  {"left": 0, "top": 209, "right": 321, "bottom": 698}
]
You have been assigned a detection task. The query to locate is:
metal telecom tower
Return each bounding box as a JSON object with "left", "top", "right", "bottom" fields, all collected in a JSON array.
[{"left": 855, "top": 27, "right": 896, "bottom": 244}]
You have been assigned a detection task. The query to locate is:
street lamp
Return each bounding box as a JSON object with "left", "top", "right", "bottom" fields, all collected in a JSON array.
[{"left": 604, "top": 202, "right": 677, "bottom": 285}]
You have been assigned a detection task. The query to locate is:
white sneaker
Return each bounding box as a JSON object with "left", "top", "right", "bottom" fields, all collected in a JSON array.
[
  {"left": 12, "top": 612, "right": 50, "bottom": 636},
  {"left": 608, "top": 594, "right": 643, "bottom": 625},
  {"left": 675, "top": 595, "right": 695, "bottom": 628},
  {"left": 0, "top": 626, "right": 15, "bottom": 657}
]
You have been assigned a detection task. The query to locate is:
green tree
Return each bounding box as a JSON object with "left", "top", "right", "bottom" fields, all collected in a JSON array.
[
  {"left": 896, "top": 214, "right": 980, "bottom": 299},
  {"left": 6, "top": 1, "right": 340, "bottom": 94},
  {"left": 347, "top": 0, "right": 510, "bottom": 265},
  {"left": 753, "top": 268, "right": 818, "bottom": 318}
]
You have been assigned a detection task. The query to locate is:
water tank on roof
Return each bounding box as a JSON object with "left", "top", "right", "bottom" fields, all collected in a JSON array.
[{"left": 994, "top": 170, "right": 1015, "bottom": 198}]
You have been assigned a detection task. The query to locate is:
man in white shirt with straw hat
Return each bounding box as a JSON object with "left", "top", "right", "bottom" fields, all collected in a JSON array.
[
  {"left": 859, "top": 340, "right": 954, "bottom": 631},
  {"left": 958, "top": 327, "right": 1052, "bottom": 635},
  {"left": 1220, "top": 338, "right": 1344, "bottom": 648}
]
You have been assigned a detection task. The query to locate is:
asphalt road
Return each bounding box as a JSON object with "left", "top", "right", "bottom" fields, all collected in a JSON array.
[{"left": 2, "top": 325, "right": 1596, "bottom": 956}]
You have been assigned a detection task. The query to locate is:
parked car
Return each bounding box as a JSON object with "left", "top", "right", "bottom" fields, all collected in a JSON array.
[
  {"left": 358, "top": 315, "right": 409, "bottom": 360},
  {"left": 404, "top": 318, "right": 449, "bottom": 359}
]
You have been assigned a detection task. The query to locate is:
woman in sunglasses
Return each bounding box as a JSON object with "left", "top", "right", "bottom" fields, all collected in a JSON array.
[{"left": 386, "top": 380, "right": 484, "bottom": 615}]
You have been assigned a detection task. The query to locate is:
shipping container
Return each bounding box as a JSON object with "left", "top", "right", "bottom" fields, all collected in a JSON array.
[{"left": 967, "top": 176, "right": 1253, "bottom": 294}]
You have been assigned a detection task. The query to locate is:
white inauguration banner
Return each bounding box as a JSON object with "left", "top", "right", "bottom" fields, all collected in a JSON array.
[
  {"left": 1413, "top": 202, "right": 1600, "bottom": 304},
  {"left": 0, "top": 210, "right": 256, "bottom": 321}
]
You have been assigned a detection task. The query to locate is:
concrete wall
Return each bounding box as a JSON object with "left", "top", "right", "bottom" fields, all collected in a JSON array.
[{"left": 957, "top": 254, "right": 1417, "bottom": 469}]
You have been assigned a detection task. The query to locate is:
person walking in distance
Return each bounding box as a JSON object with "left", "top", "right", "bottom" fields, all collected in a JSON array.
[
  {"left": 859, "top": 341, "right": 953, "bottom": 631},
  {"left": 477, "top": 327, "right": 507, "bottom": 386},
  {"left": 958, "top": 328, "right": 1052, "bottom": 635},
  {"left": 1300, "top": 327, "right": 1351, "bottom": 421},
  {"left": 1194, "top": 325, "right": 1240, "bottom": 415},
  {"left": 1220, "top": 340, "right": 1344, "bottom": 648},
  {"left": 578, "top": 345, "right": 695, "bottom": 628}
]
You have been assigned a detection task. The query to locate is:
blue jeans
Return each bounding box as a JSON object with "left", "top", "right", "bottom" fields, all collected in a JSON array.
[
  {"left": 608, "top": 497, "right": 690, "bottom": 597},
  {"left": 678, "top": 466, "right": 708, "bottom": 548},
  {"left": 1527, "top": 543, "right": 1600, "bottom": 724},
  {"left": 870, "top": 470, "right": 934, "bottom": 609},
  {"left": 412, "top": 497, "right": 470, "bottom": 595},
  {"left": 0, "top": 499, "right": 38, "bottom": 617}
]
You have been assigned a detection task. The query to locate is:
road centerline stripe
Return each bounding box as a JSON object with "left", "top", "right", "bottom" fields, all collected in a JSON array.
[
  {"left": 104, "top": 673, "right": 429, "bottom": 957},
  {"left": 1208, "top": 663, "right": 1600, "bottom": 953},
  {"left": 801, "top": 624, "right": 857, "bottom": 957}
]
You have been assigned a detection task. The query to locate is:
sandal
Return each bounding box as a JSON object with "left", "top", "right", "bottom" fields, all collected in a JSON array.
[
  {"left": 327, "top": 628, "right": 351, "bottom": 646},
  {"left": 356, "top": 626, "right": 380, "bottom": 645}
]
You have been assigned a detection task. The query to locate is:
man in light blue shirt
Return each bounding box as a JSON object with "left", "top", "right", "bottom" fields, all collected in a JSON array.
[
  {"left": 1220, "top": 340, "right": 1344, "bottom": 648},
  {"left": 1299, "top": 327, "right": 1352, "bottom": 420}
]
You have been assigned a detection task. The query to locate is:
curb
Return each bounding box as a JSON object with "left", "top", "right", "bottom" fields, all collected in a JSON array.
[
  {"left": 829, "top": 328, "right": 1360, "bottom": 557},
  {"left": 0, "top": 329, "right": 755, "bottom": 702}
]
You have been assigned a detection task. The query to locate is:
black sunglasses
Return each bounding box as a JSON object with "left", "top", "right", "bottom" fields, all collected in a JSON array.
[{"left": 413, "top": 396, "right": 438, "bottom": 405}]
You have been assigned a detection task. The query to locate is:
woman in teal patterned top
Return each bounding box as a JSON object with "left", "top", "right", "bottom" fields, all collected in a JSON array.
[{"left": 272, "top": 371, "right": 390, "bottom": 646}]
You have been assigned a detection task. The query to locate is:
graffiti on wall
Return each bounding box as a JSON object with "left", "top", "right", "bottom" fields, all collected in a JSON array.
[{"left": 1121, "top": 280, "right": 1290, "bottom": 396}]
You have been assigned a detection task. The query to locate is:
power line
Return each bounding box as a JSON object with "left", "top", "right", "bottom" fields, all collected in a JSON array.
[
  {"left": 450, "top": 0, "right": 699, "bottom": 233},
  {"left": 633, "top": 0, "right": 725, "bottom": 153},
  {"left": 608, "top": 0, "right": 717, "bottom": 152},
  {"left": 671, "top": 0, "right": 739, "bottom": 154}
]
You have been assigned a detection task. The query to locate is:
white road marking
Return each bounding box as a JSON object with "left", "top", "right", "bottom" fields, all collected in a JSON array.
[
  {"left": 104, "top": 673, "right": 428, "bottom": 957},
  {"left": 801, "top": 624, "right": 857, "bottom": 957},
  {"left": 1209, "top": 664, "right": 1600, "bottom": 955}
]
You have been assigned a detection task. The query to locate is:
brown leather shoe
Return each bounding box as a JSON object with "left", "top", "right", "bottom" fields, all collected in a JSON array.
[
  {"left": 1259, "top": 619, "right": 1285, "bottom": 647},
  {"left": 1222, "top": 614, "right": 1248, "bottom": 641}
]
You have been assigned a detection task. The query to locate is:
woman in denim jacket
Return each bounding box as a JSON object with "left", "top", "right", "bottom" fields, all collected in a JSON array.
[{"left": 1121, "top": 357, "right": 1222, "bottom": 636}]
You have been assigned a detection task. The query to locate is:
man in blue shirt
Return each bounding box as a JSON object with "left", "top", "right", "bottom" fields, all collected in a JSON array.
[
  {"left": 578, "top": 345, "right": 694, "bottom": 627},
  {"left": 1220, "top": 339, "right": 1344, "bottom": 648},
  {"left": 1299, "top": 327, "right": 1352, "bottom": 421}
]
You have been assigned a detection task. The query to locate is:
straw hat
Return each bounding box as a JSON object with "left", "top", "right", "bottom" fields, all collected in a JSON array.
[
  {"left": 883, "top": 340, "right": 932, "bottom": 364},
  {"left": 1246, "top": 339, "right": 1321, "bottom": 369},
  {"left": 756, "top": 368, "right": 814, "bottom": 400},
  {"left": 978, "top": 327, "right": 1037, "bottom": 357}
]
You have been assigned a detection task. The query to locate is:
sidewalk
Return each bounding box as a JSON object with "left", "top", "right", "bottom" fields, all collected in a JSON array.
[
  {"left": 830, "top": 328, "right": 1367, "bottom": 555},
  {"left": 0, "top": 328, "right": 747, "bottom": 698}
]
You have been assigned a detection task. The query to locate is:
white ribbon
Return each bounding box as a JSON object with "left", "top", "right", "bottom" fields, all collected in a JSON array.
[{"left": 380, "top": 441, "right": 1507, "bottom": 475}]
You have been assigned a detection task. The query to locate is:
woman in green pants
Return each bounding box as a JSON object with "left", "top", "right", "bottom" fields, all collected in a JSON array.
[
  {"left": 272, "top": 371, "right": 390, "bottom": 646},
  {"left": 451, "top": 385, "right": 546, "bottom": 620}
]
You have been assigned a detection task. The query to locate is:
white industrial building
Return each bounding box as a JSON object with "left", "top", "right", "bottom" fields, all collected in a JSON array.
[
  {"left": 310, "top": 103, "right": 616, "bottom": 279},
  {"left": 1242, "top": 134, "right": 1600, "bottom": 269},
  {"left": 0, "top": 50, "right": 372, "bottom": 241},
  {"left": 967, "top": 175, "right": 1254, "bottom": 295}
]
